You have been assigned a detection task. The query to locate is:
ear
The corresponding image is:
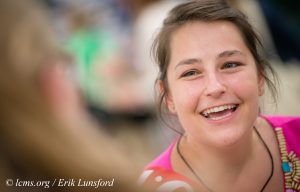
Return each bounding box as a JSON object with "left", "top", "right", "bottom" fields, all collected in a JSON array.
[
  {"left": 159, "top": 80, "right": 176, "bottom": 114},
  {"left": 258, "top": 74, "right": 265, "bottom": 96},
  {"left": 38, "top": 62, "right": 84, "bottom": 123}
]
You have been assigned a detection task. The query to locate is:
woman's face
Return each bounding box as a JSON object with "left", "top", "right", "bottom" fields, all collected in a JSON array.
[{"left": 165, "top": 21, "right": 264, "bottom": 147}]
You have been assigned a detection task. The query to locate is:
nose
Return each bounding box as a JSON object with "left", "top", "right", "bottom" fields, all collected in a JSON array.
[{"left": 203, "top": 72, "right": 226, "bottom": 98}]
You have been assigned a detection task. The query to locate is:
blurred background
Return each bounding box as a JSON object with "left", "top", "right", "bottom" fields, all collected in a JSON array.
[{"left": 37, "top": 0, "right": 300, "bottom": 170}]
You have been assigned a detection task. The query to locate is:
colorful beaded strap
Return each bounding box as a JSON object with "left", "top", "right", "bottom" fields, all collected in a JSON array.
[{"left": 275, "top": 127, "right": 300, "bottom": 191}]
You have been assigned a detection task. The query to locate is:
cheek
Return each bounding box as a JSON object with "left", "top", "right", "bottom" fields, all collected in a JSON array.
[
  {"left": 171, "top": 81, "right": 204, "bottom": 113},
  {"left": 226, "top": 71, "right": 260, "bottom": 100}
]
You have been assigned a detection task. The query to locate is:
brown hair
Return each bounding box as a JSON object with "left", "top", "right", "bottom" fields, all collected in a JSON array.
[{"left": 153, "top": 0, "right": 278, "bottom": 118}]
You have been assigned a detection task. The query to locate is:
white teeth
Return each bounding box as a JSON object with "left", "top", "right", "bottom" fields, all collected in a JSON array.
[
  {"left": 209, "top": 112, "right": 232, "bottom": 120},
  {"left": 201, "top": 104, "right": 236, "bottom": 117}
]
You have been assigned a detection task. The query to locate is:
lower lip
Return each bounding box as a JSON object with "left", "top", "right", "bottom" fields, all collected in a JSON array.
[{"left": 201, "top": 106, "right": 239, "bottom": 124}]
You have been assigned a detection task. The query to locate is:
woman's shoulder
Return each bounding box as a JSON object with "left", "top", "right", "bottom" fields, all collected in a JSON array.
[
  {"left": 139, "top": 141, "right": 197, "bottom": 191},
  {"left": 263, "top": 115, "right": 300, "bottom": 147},
  {"left": 138, "top": 166, "right": 196, "bottom": 192},
  {"left": 266, "top": 115, "right": 300, "bottom": 191},
  {"left": 262, "top": 115, "right": 300, "bottom": 128},
  {"left": 144, "top": 142, "right": 175, "bottom": 170}
]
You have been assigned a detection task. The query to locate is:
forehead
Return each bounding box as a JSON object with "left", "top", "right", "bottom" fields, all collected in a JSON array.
[
  {"left": 171, "top": 20, "right": 244, "bottom": 42},
  {"left": 169, "top": 20, "right": 249, "bottom": 61}
]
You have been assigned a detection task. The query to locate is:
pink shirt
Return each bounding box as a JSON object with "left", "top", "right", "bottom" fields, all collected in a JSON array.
[{"left": 140, "top": 116, "right": 300, "bottom": 192}]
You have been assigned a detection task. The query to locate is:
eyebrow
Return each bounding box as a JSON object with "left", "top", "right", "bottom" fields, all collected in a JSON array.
[
  {"left": 218, "top": 50, "right": 244, "bottom": 58},
  {"left": 175, "top": 58, "right": 201, "bottom": 69},
  {"left": 175, "top": 50, "right": 244, "bottom": 69}
]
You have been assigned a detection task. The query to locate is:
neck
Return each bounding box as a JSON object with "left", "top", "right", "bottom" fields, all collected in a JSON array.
[
  {"left": 181, "top": 127, "right": 257, "bottom": 178},
  {"left": 176, "top": 125, "right": 274, "bottom": 192}
]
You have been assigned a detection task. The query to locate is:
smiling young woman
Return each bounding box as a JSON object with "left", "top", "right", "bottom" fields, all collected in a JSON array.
[{"left": 139, "top": 0, "right": 300, "bottom": 192}]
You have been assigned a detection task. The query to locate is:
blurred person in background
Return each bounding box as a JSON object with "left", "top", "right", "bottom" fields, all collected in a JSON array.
[
  {"left": 63, "top": 1, "right": 151, "bottom": 126},
  {"left": 139, "top": 0, "right": 300, "bottom": 191},
  {"left": 0, "top": 0, "right": 147, "bottom": 191}
]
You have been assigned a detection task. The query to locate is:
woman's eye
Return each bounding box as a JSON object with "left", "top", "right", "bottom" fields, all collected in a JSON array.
[
  {"left": 181, "top": 70, "right": 199, "bottom": 77},
  {"left": 222, "top": 62, "right": 239, "bottom": 69}
]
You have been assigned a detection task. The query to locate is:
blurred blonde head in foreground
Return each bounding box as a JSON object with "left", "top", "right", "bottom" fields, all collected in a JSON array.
[{"left": 0, "top": 0, "right": 145, "bottom": 191}]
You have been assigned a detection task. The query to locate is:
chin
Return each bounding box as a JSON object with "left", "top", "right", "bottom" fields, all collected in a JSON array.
[{"left": 209, "top": 129, "right": 246, "bottom": 148}]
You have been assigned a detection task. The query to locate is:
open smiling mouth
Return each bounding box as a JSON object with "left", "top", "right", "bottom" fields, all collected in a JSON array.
[{"left": 200, "top": 104, "right": 239, "bottom": 121}]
